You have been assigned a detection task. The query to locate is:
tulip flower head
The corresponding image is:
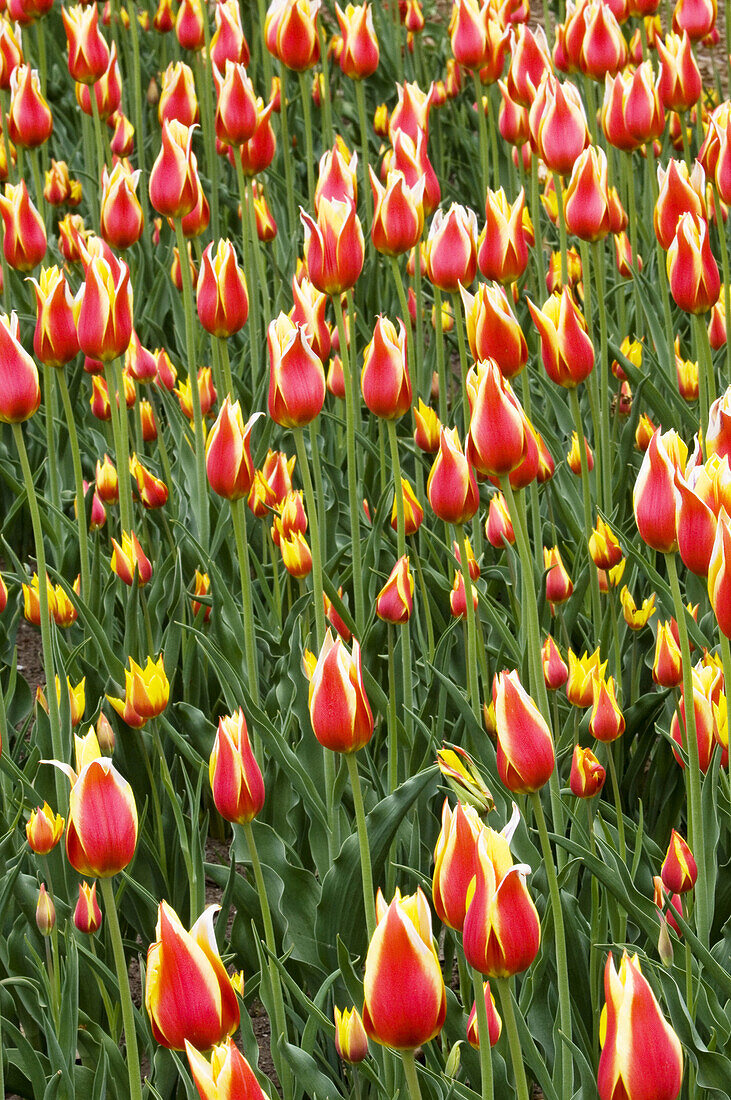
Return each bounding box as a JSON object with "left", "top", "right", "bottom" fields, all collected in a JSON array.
[
  {"left": 334, "top": 1006, "right": 369, "bottom": 1062},
  {"left": 209, "top": 709, "right": 265, "bottom": 827},
  {"left": 308, "top": 629, "right": 374, "bottom": 753},
  {"left": 436, "top": 744, "right": 495, "bottom": 814},
  {"left": 146, "top": 901, "right": 240, "bottom": 1050},
  {"left": 362, "top": 886, "right": 446, "bottom": 1049},
  {"left": 206, "top": 398, "right": 259, "bottom": 500},
  {"left": 432, "top": 797, "right": 483, "bottom": 931},
  {"left": 427, "top": 427, "right": 480, "bottom": 524},
  {"left": 267, "top": 312, "right": 326, "bottom": 428},
  {"left": 301, "top": 197, "right": 364, "bottom": 296},
  {"left": 26, "top": 802, "right": 65, "bottom": 854},
  {"left": 0, "top": 310, "right": 41, "bottom": 422},
  {"left": 493, "top": 669, "right": 555, "bottom": 792},
  {"left": 661, "top": 829, "right": 698, "bottom": 894},
  {"left": 55, "top": 756, "right": 139, "bottom": 877}
]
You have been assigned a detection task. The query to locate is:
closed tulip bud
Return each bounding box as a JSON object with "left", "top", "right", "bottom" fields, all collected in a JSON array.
[
  {"left": 361, "top": 316, "right": 412, "bottom": 419},
  {"left": 570, "top": 744, "right": 606, "bottom": 797},
  {"left": 334, "top": 1006, "right": 369, "bottom": 1062},
  {"left": 376, "top": 556, "right": 414, "bottom": 623},
  {"left": 544, "top": 546, "right": 574, "bottom": 607},
  {"left": 634, "top": 429, "right": 686, "bottom": 553},
  {"left": 542, "top": 636, "right": 568, "bottom": 690},
  {"left": 506, "top": 24, "right": 551, "bottom": 107},
  {"left": 279, "top": 530, "right": 311, "bottom": 577},
  {"left": 60, "top": 756, "right": 138, "bottom": 876},
  {"left": 336, "top": 2, "right": 379, "bottom": 78},
  {"left": 654, "top": 875, "right": 684, "bottom": 936},
  {"left": 158, "top": 61, "right": 198, "bottom": 127},
  {"left": 529, "top": 72, "right": 589, "bottom": 176},
  {"left": 621, "top": 586, "right": 656, "bottom": 629},
  {"left": 267, "top": 312, "right": 326, "bottom": 427},
  {"left": 389, "top": 80, "right": 436, "bottom": 142},
  {"left": 564, "top": 146, "right": 612, "bottom": 241},
  {"left": 301, "top": 197, "right": 364, "bottom": 296},
  {"left": 667, "top": 213, "right": 720, "bottom": 314},
  {"left": 463, "top": 815, "right": 541, "bottom": 976},
  {"left": 149, "top": 119, "right": 200, "bottom": 219},
  {"left": 389, "top": 127, "right": 441, "bottom": 216},
  {"left": 23, "top": 572, "right": 55, "bottom": 626},
  {"left": 196, "top": 239, "right": 248, "bottom": 338},
  {"left": 111, "top": 531, "right": 153, "bottom": 587},
  {"left": 314, "top": 142, "right": 358, "bottom": 211},
  {"left": 460, "top": 283, "right": 527, "bottom": 379},
  {"left": 95, "top": 454, "right": 119, "bottom": 503},
  {"left": 589, "top": 516, "right": 623, "bottom": 570},
  {"left": 99, "top": 161, "right": 144, "bottom": 250},
  {"left": 233, "top": 97, "right": 277, "bottom": 177},
  {"left": 209, "top": 708, "right": 265, "bottom": 825},
  {"left": 675, "top": 472, "right": 716, "bottom": 576},
  {"left": 206, "top": 398, "right": 258, "bottom": 500},
  {"left": 467, "top": 981, "right": 502, "bottom": 1048},
  {"left": 671, "top": 674, "right": 716, "bottom": 771},
  {"left": 0, "top": 179, "right": 46, "bottom": 270},
  {"left": 653, "top": 621, "right": 684, "bottom": 686},
  {"left": 369, "top": 168, "right": 425, "bottom": 257},
  {"left": 130, "top": 456, "right": 168, "bottom": 510},
  {"left": 75, "top": 41, "right": 122, "bottom": 120},
  {"left": 466, "top": 359, "right": 528, "bottom": 477},
  {"left": 598, "top": 952, "right": 683, "bottom": 1100},
  {"left": 432, "top": 798, "right": 482, "bottom": 931},
  {"left": 28, "top": 266, "right": 80, "bottom": 369},
  {"left": 308, "top": 629, "right": 374, "bottom": 753},
  {"left": 209, "top": 0, "right": 249, "bottom": 69},
  {"left": 35, "top": 883, "right": 55, "bottom": 936},
  {"left": 74, "top": 881, "right": 102, "bottom": 934},
  {"left": 527, "top": 288, "right": 594, "bottom": 388},
  {"left": 146, "top": 901, "right": 240, "bottom": 1050},
  {"left": 590, "top": 676, "right": 625, "bottom": 742},
  {"left": 485, "top": 491, "right": 515, "bottom": 547},
  {"left": 567, "top": 648, "right": 607, "bottom": 706},
  {"left": 580, "top": 0, "right": 628, "bottom": 79},
  {"left": 363, "top": 886, "right": 446, "bottom": 1048},
  {"left": 26, "top": 802, "right": 64, "bottom": 854},
  {"left": 450, "top": 571, "right": 478, "bottom": 618},
  {"left": 437, "top": 745, "right": 495, "bottom": 813},
  {"left": 673, "top": 0, "right": 716, "bottom": 39},
  {"left": 661, "top": 829, "right": 698, "bottom": 894},
  {"left": 427, "top": 426, "right": 480, "bottom": 524},
  {"left": 656, "top": 31, "right": 701, "bottom": 112},
  {"left": 413, "top": 398, "right": 441, "bottom": 452},
  {"left": 567, "top": 431, "right": 594, "bottom": 474},
  {"left": 426, "top": 204, "right": 478, "bottom": 292},
  {"left": 78, "top": 247, "right": 133, "bottom": 362},
  {"left": 8, "top": 65, "right": 52, "bottom": 147},
  {"left": 0, "top": 309, "right": 39, "bottom": 424},
  {"left": 493, "top": 669, "right": 555, "bottom": 792},
  {"left": 478, "top": 187, "right": 529, "bottom": 285}
]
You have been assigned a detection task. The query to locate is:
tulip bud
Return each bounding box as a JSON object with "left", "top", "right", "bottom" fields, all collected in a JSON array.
[
  {"left": 478, "top": 186, "right": 529, "bottom": 285},
  {"left": 466, "top": 359, "right": 529, "bottom": 477},
  {"left": 0, "top": 179, "right": 46, "bottom": 271},
  {"left": 334, "top": 1006, "right": 369, "bottom": 1062},
  {"left": 206, "top": 398, "right": 258, "bottom": 500},
  {"left": 667, "top": 212, "right": 720, "bottom": 315},
  {"left": 36, "top": 883, "right": 56, "bottom": 936},
  {"left": 570, "top": 745, "right": 606, "bottom": 797},
  {"left": 413, "top": 398, "right": 441, "bottom": 452},
  {"left": 467, "top": 981, "right": 502, "bottom": 1048},
  {"left": 432, "top": 798, "right": 483, "bottom": 931},
  {"left": 708, "top": 507, "right": 731, "bottom": 636},
  {"left": 589, "top": 676, "right": 625, "bottom": 742},
  {"left": 149, "top": 119, "right": 200, "bottom": 219},
  {"left": 8, "top": 65, "right": 52, "bottom": 148},
  {"left": 661, "top": 828, "right": 698, "bottom": 895},
  {"left": 301, "top": 197, "right": 364, "bottom": 296},
  {"left": 460, "top": 283, "right": 527, "bottom": 379},
  {"left": 209, "top": 708, "right": 265, "bottom": 825},
  {"left": 61, "top": 757, "right": 138, "bottom": 876},
  {"left": 527, "top": 288, "right": 594, "bottom": 388},
  {"left": 77, "top": 247, "right": 133, "bottom": 362},
  {"left": 542, "top": 635, "right": 568, "bottom": 690},
  {"left": 426, "top": 203, "right": 478, "bottom": 292},
  {"left": 111, "top": 531, "right": 153, "bottom": 587},
  {"left": 361, "top": 316, "right": 412, "bottom": 419},
  {"left": 26, "top": 802, "right": 65, "bottom": 854},
  {"left": 197, "top": 239, "right": 249, "bottom": 338},
  {"left": 308, "top": 629, "right": 374, "bottom": 753},
  {"left": 589, "top": 516, "right": 623, "bottom": 570},
  {"left": 376, "top": 555, "right": 414, "bottom": 623},
  {"left": 493, "top": 669, "right": 555, "bottom": 792},
  {"left": 335, "top": 2, "right": 379, "bottom": 79},
  {"left": 74, "top": 881, "right": 103, "bottom": 934},
  {"left": 0, "top": 309, "right": 41, "bottom": 422},
  {"left": 369, "top": 168, "right": 424, "bottom": 257},
  {"left": 633, "top": 430, "right": 684, "bottom": 553},
  {"left": 544, "top": 545, "right": 574, "bottom": 607},
  {"left": 267, "top": 313, "right": 326, "bottom": 428}
]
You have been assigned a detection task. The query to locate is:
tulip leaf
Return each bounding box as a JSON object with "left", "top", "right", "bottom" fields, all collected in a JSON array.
[
  {"left": 316, "top": 766, "right": 438, "bottom": 968},
  {"left": 279, "top": 1042, "right": 344, "bottom": 1100},
  {"left": 652, "top": 967, "right": 731, "bottom": 1096}
]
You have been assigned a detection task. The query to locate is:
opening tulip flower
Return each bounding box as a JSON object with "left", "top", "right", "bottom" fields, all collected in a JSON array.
[
  {"left": 146, "top": 901, "right": 240, "bottom": 1050},
  {"left": 308, "top": 628, "right": 374, "bottom": 752},
  {"left": 493, "top": 669, "right": 555, "bottom": 792},
  {"left": 362, "top": 886, "right": 446, "bottom": 1049},
  {"left": 185, "top": 1037, "right": 267, "bottom": 1100},
  {"left": 54, "top": 756, "right": 138, "bottom": 877}
]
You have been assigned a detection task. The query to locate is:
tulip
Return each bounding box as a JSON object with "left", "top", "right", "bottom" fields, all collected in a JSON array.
[
  {"left": 633, "top": 430, "right": 685, "bottom": 553},
  {"left": 656, "top": 31, "right": 701, "bottom": 112},
  {"left": 158, "top": 61, "right": 198, "bottom": 129},
  {"left": 186, "top": 1038, "right": 267, "bottom": 1100},
  {"left": 542, "top": 636, "right": 568, "bottom": 690},
  {"left": 506, "top": 24, "right": 552, "bottom": 107},
  {"left": 335, "top": 2, "right": 379, "bottom": 79},
  {"left": 567, "top": 432, "right": 594, "bottom": 475},
  {"left": 478, "top": 186, "right": 529, "bottom": 284},
  {"left": 493, "top": 669, "right": 555, "bottom": 792},
  {"left": 271, "top": 0, "right": 321, "bottom": 71},
  {"left": 149, "top": 119, "right": 200, "bottom": 219},
  {"left": 369, "top": 168, "right": 425, "bottom": 257},
  {"left": 413, "top": 399, "right": 441, "bottom": 452},
  {"left": 210, "top": 0, "right": 249, "bottom": 68},
  {"left": 44, "top": 159, "right": 79, "bottom": 206},
  {"left": 362, "top": 886, "right": 446, "bottom": 1048},
  {"left": 280, "top": 530, "right": 313, "bottom": 577},
  {"left": 301, "top": 197, "right": 364, "bottom": 295},
  {"left": 529, "top": 73, "right": 589, "bottom": 176},
  {"left": 432, "top": 798, "right": 482, "bottom": 931},
  {"left": 191, "top": 569, "right": 211, "bottom": 622},
  {"left": 0, "top": 179, "right": 46, "bottom": 270},
  {"left": 389, "top": 80, "right": 436, "bottom": 142},
  {"left": 580, "top": 0, "right": 628, "bottom": 78},
  {"left": 460, "top": 283, "right": 527, "bottom": 379},
  {"left": 267, "top": 313, "right": 326, "bottom": 428},
  {"left": 708, "top": 507, "right": 731, "bottom": 637},
  {"left": 527, "top": 288, "right": 594, "bottom": 388},
  {"left": 450, "top": 571, "right": 478, "bottom": 618},
  {"left": 589, "top": 517, "right": 623, "bottom": 570},
  {"left": 235, "top": 97, "right": 277, "bottom": 177},
  {"left": 653, "top": 621, "right": 684, "bottom": 687},
  {"left": 566, "top": 647, "right": 607, "bottom": 706},
  {"left": 308, "top": 629, "right": 374, "bottom": 753},
  {"left": 598, "top": 952, "right": 683, "bottom": 1100},
  {"left": 175, "top": 367, "right": 216, "bottom": 420},
  {"left": 467, "top": 980, "right": 502, "bottom": 1048},
  {"left": 146, "top": 901, "right": 240, "bottom": 1050},
  {"left": 590, "top": 676, "right": 625, "bottom": 742},
  {"left": 621, "top": 587, "right": 656, "bottom": 629},
  {"left": 670, "top": 672, "right": 716, "bottom": 771},
  {"left": 23, "top": 572, "right": 56, "bottom": 625},
  {"left": 376, "top": 556, "right": 414, "bottom": 623},
  {"left": 466, "top": 359, "right": 529, "bottom": 477},
  {"left": 425, "top": 204, "right": 478, "bottom": 293},
  {"left": 570, "top": 745, "right": 606, "bottom": 797},
  {"left": 26, "top": 802, "right": 65, "bottom": 854},
  {"left": 209, "top": 709, "right": 265, "bottom": 825},
  {"left": 130, "top": 456, "right": 168, "bottom": 510},
  {"left": 77, "top": 247, "right": 133, "bottom": 362},
  {"left": 314, "top": 142, "right": 358, "bottom": 211},
  {"left": 675, "top": 472, "right": 717, "bottom": 576},
  {"left": 61, "top": 757, "right": 138, "bottom": 877},
  {"left": 74, "top": 881, "right": 103, "bottom": 934},
  {"left": 213, "top": 60, "right": 256, "bottom": 147},
  {"left": 463, "top": 817, "right": 541, "bottom": 977},
  {"left": 544, "top": 546, "right": 574, "bottom": 607},
  {"left": 427, "top": 427, "right": 480, "bottom": 525},
  {"left": 290, "top": 275, "right": 331, "bottom": 361},
  {"left": 667, "top": 213, "right": 720, "bottom": 315},
  {"left": 206, "top": 398, "right": 258, "bottom": 501},
  {"left": 436, "top": 745, "right": 495, "bottom": 814},
  {"left": 75, "top": 43, "right": 122, "bottom": 120},
  {"left": 197, "top": 240, "right": 249, "bottom": 338},
  {"left": 564, "top": 146, "right": 612, "bottom": 241},
  {"left": 8, "top": 65, "right": 52, "bottom": 147},
  {"left": 334, "top": 1006, "right": 369, "bottom": 1062},
  {"left": 361, "top": 316, "right": 412, "bottom": 419},
  {"left": 36, "top": 883, "right": 56, "bottom": 936},
  {"left": 389, "top": 128, "right": 441, "bottom": 216},
  {"left": 100, "top": 162, "right": 144, "bottom": 251},
  {"left": 661, "top": 829, "right": 698, "bottom": 895},
  {"left": 110, "top": 531, "right": 153, "bottom": 587},
  {"left": 0, "top": 310, "right": 40, "bottom": 422},
  {"left": 654, "top": 159, "right": 706, "bottom": 250},
  {"left": 176, "top": 0, "right": 205, "bottom": 50}
]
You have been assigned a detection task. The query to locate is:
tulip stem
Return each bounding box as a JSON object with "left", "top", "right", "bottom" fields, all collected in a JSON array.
[
  {"left": 455, "top": 524, "right": 480, "bottom": 720},
  {"left": 390, "top": 256, "right": 416, "bottom": 395},
  {"left": 400, "top": 1049, "right": 423, "bottom": 1100},
  {"left": 57, "top": 371, "right": 92, "bottom": 604},
  {"left": 530, "top": 156, "right": 545, "bottom": 295},
  {"left": 256, "top": 0, "right": 273, "bottom": 88},
  {"left": 712, "top": 182, "right": 731, "bottom": 384},
  {"left": 694, "top": 312, "right": 717, "bottom": 432},
  {"left": 345, "top": 752, "right": 377, "bottom": 940},
  {"left": 529, "top": 791, "right": 573, "bottom": 1099},
  {"left": 316, "top": 21, "right": 334, "bottom": 147},
  {"left": 332, "top": 293, "right": 365, "bottom": 635},
  {"left": 471, "top": 969, "right": 494, "bottom": 1100},
  {"left": 665, "top": 551, "right": 709, "bottom": 946},
  {"left": 569, "top": 387, "right": 602, "bottom": 636},
  {"left": 106, "top": 357, "right": 134, "bottom": 534},
  {"left": 298, "top": 71, "right": 316, "bottom": 207},
  {"left": 278, "top": 64, "right": 297, "bottom": 230},
  {"left": 354, "top": 79, "right": 374, "bottom": 233},
  {"left": 604, "top": 746, "right": 627, "bottom": 942},
  {"left": 452, "top": 291, "right": 471, "bottom": 437},
  {"left": 721, "top": 634, "right": 731, "bottom": 776},
  {"left": 41, "top": 365, "right": 60, "bottom": 543},
  {"left": 174, "top": 216, "right": 210, "bottom": 554},
  {"left": 234, "top": 161, "right": 260, "bottom": 399},
  {"left": 245, "top": 177, "right": 267, "bottom": 397},
  {"left": 495, "top": 979, "right": 530, "bottom": 1100},
  {"left": 195, "top": 46, "right": 220, "bottom": 241},
  {"left": 623, "top": 156, "right": 646, "bottom": 345},
  {"left": 99, "top": 877, "right": 143, "bottom": 1100},
  {"left": 433, "top": 287, "right": 448, "bottom": 421},
  {"left": 471, "top": 71, "right": 490, "bottom": 200},
  {"left": 387, "top": 419, "right": 414, "bottom": 747},
  {"left": 230, "top": 498, "right": 260, "bottom": 708},
  {"left": 592, "top": 240, "right": 612, "bottom": 514},
  {"left": 241, "top": 821, "right": 292, "bottom": 1100},
  {"left": 12, "top": 423, "right": 64, "bottom": 808}
]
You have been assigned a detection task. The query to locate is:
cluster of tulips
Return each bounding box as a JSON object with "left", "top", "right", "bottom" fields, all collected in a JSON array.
[{"left": 2, "top": 0, "right": 731, "bottom": 1098}]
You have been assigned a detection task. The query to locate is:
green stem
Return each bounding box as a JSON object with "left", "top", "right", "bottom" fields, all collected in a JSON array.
[
  {"left": 217, "top": 336, "right": 234, "bottom": 397},
  {"left": 472, "top": 70, "right": 490, "bottom": 199},
  {"left": 57, "top": 371, "right": 91, "bottom": 603},
  {"left": 99, "top": 878, "right": 143, "bottom": 1100},
  {"left": 242, "top": 821, "right": 292, "bottom": 1100},
  {"left": 401, "top": 1049, "right": 423, "bottom": 1100},
  {"left": 605, "top": 745, "right": 627, "bottom": 942},
  {"left": 665, "top": 551, "right": 709, "bottom": 947},
  {"left": 552, "top": 172, "right": 568, "bottom": 287},
  {"left": 455, "top": 523, "right": 480, "bottom": 720},
  {"left": 332, "top": 293, "right": 365, "bottom": 634},
  {"left": 529, "top": 792, "right": 573, "bottom": 1098},
  {"left": 471, "top": 968, "right": 494, "bottom": 1100},
  {"left": 496, "top": 979, "right": 531, "bottom": 1100},
  {"left": 125, "top": 0, "right": 146, "bottom": 211},
  {"left": 234, "top": 160, "right": 260, "bottom": 397},
  {"left": 174, "top": 216, "right": 209, "bottom": 552},
  {"left": 390, "top": 256, "right": 416, "bottom": 392},
  {"left": 694, "top": 312, "right": 716, "bottom": 431},
  {"left": 298, "top": 70, "right": 316, "bottom": 207},
  {"left": 345, "top": 752, "right": 377, "bottom": 939},
  {"left": 386, "top": 419, "right": 414, "bottom": 748},
  {"left": 712, "top": 185, "right": 731, "bottom": 385},
  {"left": 230, "top": 498, "right": 260, "bottom": 708},
  {"left": 316, "top": 20, "right": 334, "bottom": 146},
  {"left": 292, "top": 426, "right": 326, "bottom": 648},
  {"left": 278, "top": 64, "right": 297, "bottom": 230},
  {"left": 387, "top": 626, "right": 398, "bottom": 797},
  {"left": 41, "top": 366, "right": 60, "bottom": 540},
  {"left": 354, "top": 79, "right": 373, "bottom": 233},
  {"left": 569, "top": 387, "right": 602, "bottom": 634},
  {"left": 452, "top": 291, "right": 471, "bottom": 436},
  {"left": 434, "top": 286, "right": 448, "bottom": 421},
  {"left": 592, "top": 240, "right": 612, "bottom": 513}
]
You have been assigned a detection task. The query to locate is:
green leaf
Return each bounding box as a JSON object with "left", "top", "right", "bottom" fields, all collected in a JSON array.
[{"left": 279, "top": 1041, "right": 345, "bottom": 1100}]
